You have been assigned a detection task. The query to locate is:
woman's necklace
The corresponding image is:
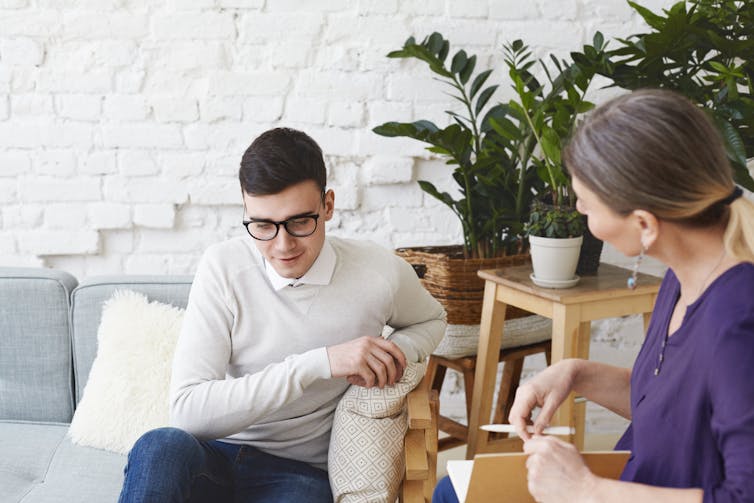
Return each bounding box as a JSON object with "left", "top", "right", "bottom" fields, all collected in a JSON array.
[{"left": 654, "top": 249, "right": 727, "bottom": 376}]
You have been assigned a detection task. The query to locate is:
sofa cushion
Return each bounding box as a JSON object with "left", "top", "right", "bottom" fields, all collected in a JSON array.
[
  {"left": 70, "top": 275, "right": 193, "bottom": 405},
  {"left": 0, "top": 422, "right": 124, "bottom": 503},
  {"left": 0, "top": 268, "right": 78, "bottom": 423},
  {"left": 0, "top": 421, "right": 69, "bottom": 501}
]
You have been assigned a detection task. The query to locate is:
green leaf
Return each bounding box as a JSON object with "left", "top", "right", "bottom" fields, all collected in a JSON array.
[
  {"left": 475, "top": 85, "right": 498, "bottom": 116},
  {"left": 459, "top": 55, "right": 477, "bottom": 84},
  {"left": 708, "top": 61, "right": 729, "bottom": 73},
  {"left": 470, "top": 69, "right": 493, "bottom": 99},
  {"left": 427, "top": 32, "right": 444, "bottom": 54},
  {"left": 540, "top": 127, "right": 562, "bottom": 165},
  {"left": 593, "top": 31, "right": 605, "bottom": 51},
  {"left": 438, "top": 40, "right": 450, "bottom": 62},
  {"left": 418, "top": 180, "right": 455, "bottom": 208},
  {"left": 451, "top": 50, "right": 468, "bottom": 74},
  {"left": 627, "top": 1, "right": 667, "bottom": 31},
  {"left": 713, "top": 114, "right": 747, "bottom": 168}
]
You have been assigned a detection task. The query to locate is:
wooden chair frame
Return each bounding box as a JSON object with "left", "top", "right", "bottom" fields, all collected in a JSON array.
[{"left": 400, "top": 374, "right": 439, "bottom": 503}]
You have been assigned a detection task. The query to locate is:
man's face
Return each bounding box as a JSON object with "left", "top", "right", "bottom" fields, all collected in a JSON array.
[{"left": 243, "top": 180, "right": 334, "bottom": 279}]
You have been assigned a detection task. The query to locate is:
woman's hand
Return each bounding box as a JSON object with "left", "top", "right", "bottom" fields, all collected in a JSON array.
[
  {"left": 508, "top": 359, "right": 578, "bottom": 440},
  {"left": 524, "top": 435, "right": 596, "bottom": 503}
]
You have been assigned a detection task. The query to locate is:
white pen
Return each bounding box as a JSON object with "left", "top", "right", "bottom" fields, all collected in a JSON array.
[{"left": 481, "top": 424, "right": 575, "bottom": 435}]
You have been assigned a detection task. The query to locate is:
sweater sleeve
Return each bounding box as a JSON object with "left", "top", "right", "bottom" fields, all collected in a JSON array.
[
  {"left": 704, "top": 313, "right": 754, "bottom": 503},
  {"left": 385, "top": 255, "right": 447, "bottom": 363},
  {"left": 168, "top": 251, "right": 331, "bottom": 439}
]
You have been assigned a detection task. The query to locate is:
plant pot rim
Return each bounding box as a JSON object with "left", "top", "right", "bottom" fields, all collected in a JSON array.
[{"left": 529, "top": 235, "right": 584, "bottom": 244}]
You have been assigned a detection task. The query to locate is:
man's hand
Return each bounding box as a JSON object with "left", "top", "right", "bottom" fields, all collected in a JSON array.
[{"left": 327, "top": 336, "right": 407, "bottom": 388}]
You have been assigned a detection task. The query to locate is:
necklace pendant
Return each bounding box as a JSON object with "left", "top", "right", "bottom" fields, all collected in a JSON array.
[{"left": 627, "top": 276, "right": 637, "bottom": 289}]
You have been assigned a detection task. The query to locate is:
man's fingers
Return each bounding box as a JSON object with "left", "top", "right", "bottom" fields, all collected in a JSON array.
[
  {"left": 328, "top": 336, "right": 409, "bottom": 388},
  {"left": 368, "top": 353, "right": 391, "bottom": 388},
  {"left": 371, "top": 347, "right": 399, "bottom": 385},
  {"left": 372, "top": 337, "right": 407, "bottom": 369}
]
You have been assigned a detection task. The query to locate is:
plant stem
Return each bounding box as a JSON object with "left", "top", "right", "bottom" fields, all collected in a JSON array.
[
  {"left": 453, "top": 74, "right": 483, "bottom": 257},
  {"left": 521, "top": 103, "right": 560, "bottom": 206}
]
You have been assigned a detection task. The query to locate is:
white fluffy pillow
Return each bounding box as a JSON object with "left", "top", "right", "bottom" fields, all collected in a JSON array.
[{"left": 68, "top": 290, "right": 184, "bottom": 454}]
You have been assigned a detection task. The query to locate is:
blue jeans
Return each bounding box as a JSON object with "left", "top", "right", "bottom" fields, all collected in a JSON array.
[
  {"left": 432, "top": 475, "right": 460, "bottom": 503},
  {"left": 119, "top": 427, "right": 333, "bottom": 503}
]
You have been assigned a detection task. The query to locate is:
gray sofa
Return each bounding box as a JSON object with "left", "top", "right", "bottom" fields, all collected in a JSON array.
[{"left": 0, "top": 267, "right": 193, "bottom": 502}]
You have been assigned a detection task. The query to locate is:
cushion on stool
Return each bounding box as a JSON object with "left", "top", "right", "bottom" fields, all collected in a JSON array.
[{"left": 432, "top": 315, "right": 552, "bottom": 359}]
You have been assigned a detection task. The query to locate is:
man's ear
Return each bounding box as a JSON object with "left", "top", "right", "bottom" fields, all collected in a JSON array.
[
  {"left": 323, "top": 189, "right": 335, "bottom": 221},
  {"left": 632, "top": 209, "right": 659, "bottom": 250}
]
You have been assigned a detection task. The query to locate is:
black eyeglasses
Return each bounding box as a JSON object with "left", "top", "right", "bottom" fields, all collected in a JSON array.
[{"left": 243, "top": 214, "right": 320, "bottom": 241}]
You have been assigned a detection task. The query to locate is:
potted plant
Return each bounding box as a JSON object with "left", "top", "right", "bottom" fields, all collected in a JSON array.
[
  {"left": 571, "top": 0, "right": 754, "bottom": 191},
  {"left": 373, "top": 32, "right": 543, "bottom": 325},
  {"left": 374, "top": 33, "right": 602, "bottom": 320},
  {"left": 501, "top": 38, "right": 598, "bottom": 284},
  {"left": 526, "top": 200, "right": 585, "bottom": 287}
]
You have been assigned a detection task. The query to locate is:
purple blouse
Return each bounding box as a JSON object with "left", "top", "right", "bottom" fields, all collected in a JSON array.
[{"left": 615, "top": 263, "right": 754, "bottom": 502}]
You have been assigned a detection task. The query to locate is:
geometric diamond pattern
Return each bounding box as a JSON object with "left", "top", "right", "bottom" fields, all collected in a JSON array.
[{"left": 328, "top": 361, "right": 427, "bottom": 503}]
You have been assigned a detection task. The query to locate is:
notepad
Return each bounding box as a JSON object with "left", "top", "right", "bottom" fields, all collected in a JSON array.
[{"left": 447, "top": 451, "right": 630, "bottom": 503}]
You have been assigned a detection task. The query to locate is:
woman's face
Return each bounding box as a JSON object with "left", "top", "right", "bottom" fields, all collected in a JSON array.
[{"left": 572, "top": 175, "right": 643, "bottom": 257}]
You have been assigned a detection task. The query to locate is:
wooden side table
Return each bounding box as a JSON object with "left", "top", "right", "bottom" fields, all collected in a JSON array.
[{"left": 465, "top": 263, "right": 662, "bottom": 459}]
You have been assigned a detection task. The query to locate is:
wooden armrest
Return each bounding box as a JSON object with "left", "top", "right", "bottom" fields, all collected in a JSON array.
[
  {"left": 404, "top": 429, "right": 430, "bottom": 480},
  {"left": 402, "top": 374, "right": 439, "bottom": 503},
  {"left": 406, "top": 379, "right": 432, "bottom": 430}
]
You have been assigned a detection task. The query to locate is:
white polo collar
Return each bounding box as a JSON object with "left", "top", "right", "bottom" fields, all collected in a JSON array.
[{"left": 264, "top": 239, "right": 336, "bottom": 291}]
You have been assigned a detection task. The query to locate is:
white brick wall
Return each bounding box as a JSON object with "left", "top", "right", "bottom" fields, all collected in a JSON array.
[{"left": 0, "top": 0, "right": 678, "bottom": 434}]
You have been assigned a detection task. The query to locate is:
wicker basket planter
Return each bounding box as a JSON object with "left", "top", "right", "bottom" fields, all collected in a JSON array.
[{"left": 396, "top": 245, "right": 531, "bottom": 325}]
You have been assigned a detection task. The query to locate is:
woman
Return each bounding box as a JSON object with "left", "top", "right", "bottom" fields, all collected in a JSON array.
[{"left": 433, "top": 89, "right": 754, "bottom": 502}]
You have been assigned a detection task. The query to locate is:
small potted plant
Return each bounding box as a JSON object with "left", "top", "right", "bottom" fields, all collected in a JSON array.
[
  {"left": 526, "top": 200, "right": 585, "bottom": 287},
  {"left": 501, "top": 39, "right": 596, "bottom": 285}
]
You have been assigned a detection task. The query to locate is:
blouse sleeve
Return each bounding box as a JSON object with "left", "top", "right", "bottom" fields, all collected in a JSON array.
[{"left": 704, "top": 312, "right": 754, "bottom": 503}]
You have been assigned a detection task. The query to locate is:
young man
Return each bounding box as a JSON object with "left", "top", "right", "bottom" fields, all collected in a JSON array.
[{"left": 118, "top": 128, "right": 446, "bottom": 503}]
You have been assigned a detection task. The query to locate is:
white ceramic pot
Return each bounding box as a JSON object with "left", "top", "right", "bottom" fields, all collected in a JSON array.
[{"left": 529, "top": 235, "right": 583, "bottom": 288}]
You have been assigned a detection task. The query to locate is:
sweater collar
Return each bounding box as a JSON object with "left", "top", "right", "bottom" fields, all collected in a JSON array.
[{"left": 264, "top": 238, "right": 336, "bottom": 291}]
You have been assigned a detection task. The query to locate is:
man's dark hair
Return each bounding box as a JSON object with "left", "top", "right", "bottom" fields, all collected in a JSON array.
[{"left": 239, "top": 128, "right": 326, "bottom": 195}]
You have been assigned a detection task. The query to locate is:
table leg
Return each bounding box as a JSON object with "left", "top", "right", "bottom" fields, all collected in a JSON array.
[
  {"left": 466, "top": 280, "right": 507, "bottom": 460},
  {"left": 549, "top": 304, "right": 582, "bottom": 444},
  {"left": 642, "top": 311, "right": 652, "bottom": 333},
  {"left": 573, "top": 321, "right": 591, "bottom": 449}
]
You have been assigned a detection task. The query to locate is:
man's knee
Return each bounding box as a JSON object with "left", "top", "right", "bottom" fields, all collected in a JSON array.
[{"left": 128, "top": 427, "right": 201, "bottom": 466}]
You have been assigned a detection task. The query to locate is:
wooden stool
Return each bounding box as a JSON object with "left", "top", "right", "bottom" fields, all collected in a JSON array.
[{"left": 427, "top": 340, "right": 551, "bottom": 452}]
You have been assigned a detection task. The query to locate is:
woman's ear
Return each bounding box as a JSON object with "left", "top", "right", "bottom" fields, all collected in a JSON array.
[{"left": 632, "top": 209, "right": 659, "bottom": 250}]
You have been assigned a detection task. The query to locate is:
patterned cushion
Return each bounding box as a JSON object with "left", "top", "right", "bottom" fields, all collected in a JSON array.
[
  {"left": 432, "top": 315, "right": 552, "bottom": 359},
  {"left": 328, "top": 361, "right": 426, "bottom": 503}
]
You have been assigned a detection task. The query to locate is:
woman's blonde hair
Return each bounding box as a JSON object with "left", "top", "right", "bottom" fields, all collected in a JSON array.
[{"left": 563, "top": 88, "right": 754, "bottom": 263}]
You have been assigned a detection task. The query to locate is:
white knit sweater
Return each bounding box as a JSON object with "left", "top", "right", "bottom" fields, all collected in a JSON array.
[{"left": 169, "top": 236, "right": 446, "bottom": 468}]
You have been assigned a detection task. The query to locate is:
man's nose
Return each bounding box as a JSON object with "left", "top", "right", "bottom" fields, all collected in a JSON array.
[{"left": 273, "top": 227, "right": 296, "bottom": 249}]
